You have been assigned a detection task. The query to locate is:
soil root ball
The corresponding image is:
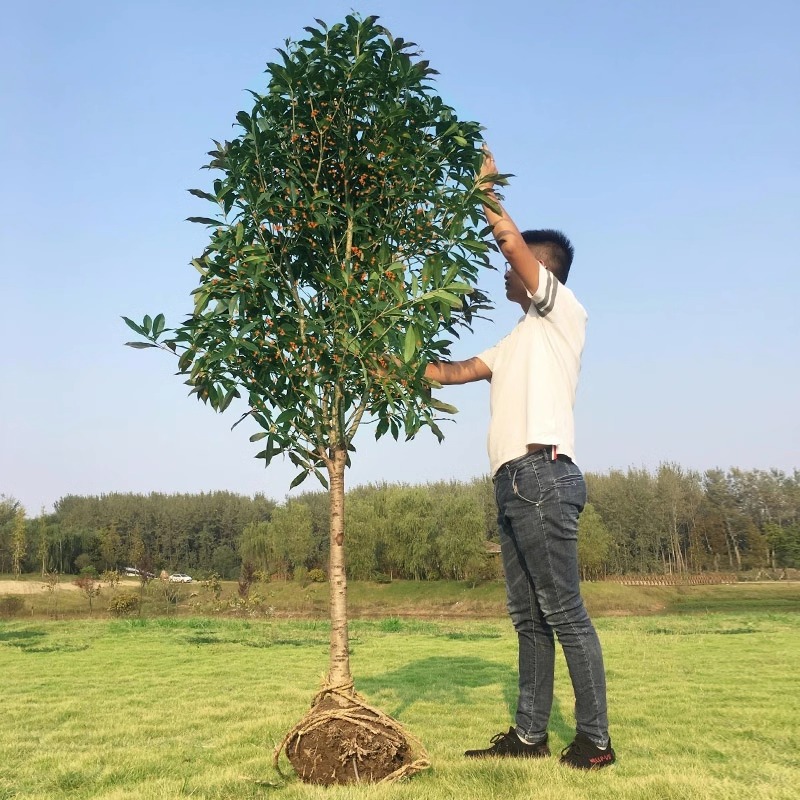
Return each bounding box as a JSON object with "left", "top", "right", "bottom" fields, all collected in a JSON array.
[{"left": 274, "top": 682, "right": 430, "bottom": 785}]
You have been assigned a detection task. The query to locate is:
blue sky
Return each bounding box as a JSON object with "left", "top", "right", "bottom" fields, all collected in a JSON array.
[{"left": 2, "top": 0, "right": 798, "bottom": 515}]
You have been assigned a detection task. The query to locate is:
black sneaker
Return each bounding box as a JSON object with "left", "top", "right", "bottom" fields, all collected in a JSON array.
[
  {"left": 560, "top": 732, "right": 616, "bottom": 769},
  {"left": 465, "top": 727, "right": 550, "bottom": 758}
]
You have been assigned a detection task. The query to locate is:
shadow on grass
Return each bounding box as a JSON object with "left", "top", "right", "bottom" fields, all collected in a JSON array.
[
  {"left": 0, "top": 629, "right": 46, "bottom": 643},
  {"left": 0, "top": 628, "right": 89, "bottom": 653},
  {"left": 358, "top": 655, "right": 572, "bottom": 743}
]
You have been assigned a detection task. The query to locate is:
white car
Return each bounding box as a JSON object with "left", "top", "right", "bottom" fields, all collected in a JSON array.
[{"left": 168, "top": 573, "right": 193, "bottom": 583}]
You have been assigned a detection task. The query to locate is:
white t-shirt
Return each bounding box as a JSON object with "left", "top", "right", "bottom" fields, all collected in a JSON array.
[{"left": 476, "top": 262, "right": 587, "bottom": 475}]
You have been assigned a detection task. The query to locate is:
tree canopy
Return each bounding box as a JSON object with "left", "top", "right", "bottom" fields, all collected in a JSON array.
[{"left": 125, "top": 14, "right": 495, "bottom": 488}]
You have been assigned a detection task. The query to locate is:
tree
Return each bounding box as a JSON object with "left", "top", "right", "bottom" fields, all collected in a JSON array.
[
  {"left": 99, "top": 523, "right": 123, "bottom": 571},
  {"left": 240, "top": 500, "right": 313, "bottom": 578},
  {"left": 129, "top": 528, "right": 154, "bottom": 604},
  {"left": 429, "top": 483, "right": 487, "bottom": 581},
  {"left": 11, "top": 507, "right": 27, "bottom": 579},
  {"left": 73, "top": 573, "right": 101, "bottom": 615},
  {"left": 0, "top": 495, "right": 21, "bottom": 573},
  {"left": 577, "top": 503, "right": 612, "bottom": 580},
  {"left": 654, "top": 463, "right": 702, "bottom": 575},
  {"left": 342, "top": 492, "right": 384, "bottom": 580},
  {"left": 125, "top": 14, "right": 493, "bottom": 784},
  {"left": 35, "top": 512, "right": 51, "bottom": 576}
]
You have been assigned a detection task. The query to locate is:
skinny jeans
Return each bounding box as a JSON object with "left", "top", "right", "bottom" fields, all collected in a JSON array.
[{"left": 494, "top": 448, "right": 609, "bottom": 747}]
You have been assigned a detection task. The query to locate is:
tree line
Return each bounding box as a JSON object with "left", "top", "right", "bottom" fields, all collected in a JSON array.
[{"left": 1, "top": 464, "right": 798, "bottom": 581}]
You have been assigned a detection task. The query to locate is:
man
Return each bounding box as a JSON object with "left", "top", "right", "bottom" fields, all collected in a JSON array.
[{"left": 424, "top": 148, "right": 614, "bottom": 769}]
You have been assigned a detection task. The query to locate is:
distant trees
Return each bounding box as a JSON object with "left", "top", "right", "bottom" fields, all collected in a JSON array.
[
  {"left": 586, "top": 466, "right": 799, "bottom": 575},
  {"left": 577, "top": 504, "right": 612, "bottom": 581},
  {"left": 51, "top": 491, "right": 275, "bottom": 577},
  {"left": 2, "top": 465, "right": 798, "bottom": 580},
  {"left": 0, "top": 495, "right": 22, "bottom": 574},
  {"left": 11, "top": 507, "right": 27, "bottom": 579},
  {"left": 343, "top": 482, "right": 487, "bottom": 581},
  {"left": 240, "top": 500, "right": 313, "bottom": 579}
]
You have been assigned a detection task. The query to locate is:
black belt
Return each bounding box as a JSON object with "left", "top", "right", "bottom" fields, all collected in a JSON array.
[{"left": 496, "top": 446, "right": 572, "bottom": 477}]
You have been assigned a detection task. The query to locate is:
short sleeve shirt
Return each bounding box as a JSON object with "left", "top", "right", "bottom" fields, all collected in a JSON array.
[{"left": 476, "top": 263, "right": 588, "bottom": 475}]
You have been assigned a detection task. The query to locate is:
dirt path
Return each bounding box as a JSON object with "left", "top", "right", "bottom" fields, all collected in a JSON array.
[{"left": 0, "top": 579, "right": 80, "bottom": 594}]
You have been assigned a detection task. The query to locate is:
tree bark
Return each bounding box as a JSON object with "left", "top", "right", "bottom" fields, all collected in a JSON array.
[{"left": 327, "top": 446, "right": 351, "bottom": 688}]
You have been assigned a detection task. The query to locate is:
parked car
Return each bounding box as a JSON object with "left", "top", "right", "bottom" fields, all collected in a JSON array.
[
  {"left": 168, "top": 573, "right": 193, "bottom": 583},
  {"left": 124, "top": 567, "right": 155, "bottom": 579}
]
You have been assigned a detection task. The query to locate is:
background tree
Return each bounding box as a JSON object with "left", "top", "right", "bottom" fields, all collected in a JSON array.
[
  {"left": 35, "top": 511, "right": 53, "bottom": 576},
  {"left": 577, "top": 502, "right": 612, "bottom": 580},
  {"left": 99, "top": 523, "right": 123, "bottom": 571},
  {"left": 73, "top": 573, "right": 101, "bottom": 615},
  {"left": 0, "top": 495, "right": 21, "bottom": 573},
  {"left": 428, "top": 481, "right": 487, "bottom": 580},
  {"left": 11, "top": 507, "right": 27, "bottom": 580},
  {"left": 128, "top": 528, "right": 153, "bottom": 604},
  {"left": 125, "top": 14, "right": 494, "bottom": 783}
]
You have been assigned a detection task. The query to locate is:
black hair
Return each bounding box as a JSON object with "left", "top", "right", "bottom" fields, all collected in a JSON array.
[{"left": 521, "top": 229, "right": 574, "bottom": 284}]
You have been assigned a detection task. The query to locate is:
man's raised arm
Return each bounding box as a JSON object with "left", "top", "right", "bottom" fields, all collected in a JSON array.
[{"left": 480, "top": 146, "right": 542, "bottom": 296}]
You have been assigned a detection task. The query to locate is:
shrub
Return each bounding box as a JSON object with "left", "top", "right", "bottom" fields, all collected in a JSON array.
[
  {"left": 307, "top": 568, "right": 326, "bottom": 583},
  {"left": 238, "top": 561, "right": 256, "bottom": 598},
  {"left": 0, "top": 595, "right": 25, "bottom": 617},
  {"left": 202, "top": 573, "right": 222, "bottom": 600},
  {"left": 293, "top": 566, "right": 308, "bottom": 585},
  {"left": 74, "top": 554, "right": 94, "bottom": 573},
  {"left": 108, "top": 594, "right": 141, "bottom": 617},
  {"left": 101, "top": 569, "right": 121, "bottom": 590}
]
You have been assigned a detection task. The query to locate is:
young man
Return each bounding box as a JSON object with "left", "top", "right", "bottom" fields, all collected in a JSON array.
[{"left": 424, "top": 149, "right": 614, "bottom": 769}]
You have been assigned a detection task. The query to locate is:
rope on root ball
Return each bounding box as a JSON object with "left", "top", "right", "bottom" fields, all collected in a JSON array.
[{"left": 272, "top": 678, "right": 431, "bottom": 784}]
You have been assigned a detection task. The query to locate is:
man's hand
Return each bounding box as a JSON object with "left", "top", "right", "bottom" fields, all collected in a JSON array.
[{"left": 479, "top": 144, "right": 498, "bottom": 192}]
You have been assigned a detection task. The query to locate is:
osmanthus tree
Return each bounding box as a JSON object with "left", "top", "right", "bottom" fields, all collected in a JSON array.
[{"left": 125, "top": 14, "right": 498, "bottom": 784}]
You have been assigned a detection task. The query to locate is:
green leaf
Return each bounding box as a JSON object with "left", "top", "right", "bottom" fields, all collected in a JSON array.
[
  {"left": 188, "top": 188, "right": 217, "bottom": 202},
  {"left": 152, "top": 314, "right": 165, "bottom": 337},
  {"left": 219, "top": 387, "right": 239, "bottom": 412},
  {"left": 125, "top": 342, "right": 157, "bottom": 349},
  {"left": 432, "top": 289, "right": 463, "bottom": 308},
  {"left": 313, "top": 469, "right": 329, "bottom": 490},
  {"left": 177, "top": 350, "right": 194, "bottom": 372},
  {"left": 289, "top": 471, "right": 309, "bottom": 489},
  {"left": 235, "top": 222, "right": 244, "bottom": 247},
  {"left": 186, "top": 217, "right": 223, "bottom": 226},
  {"left": 275, "top": 408, "right": 296, "bottom": 427},
  {"left": 403, "top": 326, "right": 417, "bottom": 363},
  {"left": 249, "top": 431, "right": 269, "bottom": 442},
  {"left": 143, "top": 315, "right": 152, "bottom": 335},
  {"left": 429, "top": 398, "right": 459, "bottom": 414},
  {"left": 122, "top": 316, "right": 145, "bottom": 336}
]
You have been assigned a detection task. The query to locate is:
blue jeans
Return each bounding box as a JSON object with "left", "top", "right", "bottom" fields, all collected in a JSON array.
[{"left": 494, "top": 449, "right": 610, "bottom": 747}]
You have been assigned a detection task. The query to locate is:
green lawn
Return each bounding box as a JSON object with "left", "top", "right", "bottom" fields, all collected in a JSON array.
[
  {"left": 4, "top": 574, "right": 799, "bottom": 620},
  {"left": 1, "top": 611, "right": 798, "bottom": 799}
]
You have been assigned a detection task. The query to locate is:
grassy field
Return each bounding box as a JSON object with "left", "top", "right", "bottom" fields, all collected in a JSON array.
[
  {"left": 1, "top": 601, "right": 798, "bottom": 799},
  {"left": 3, "top": 574, "right": 800, "bottom": 620}
]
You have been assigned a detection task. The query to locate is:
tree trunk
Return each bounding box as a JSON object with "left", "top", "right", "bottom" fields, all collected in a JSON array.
[
  {"left": 723, "top": 519, "right": 742, "bottom": 571},
  {"left": 327, "top": 446, "right": 351, "bottom": 688}
]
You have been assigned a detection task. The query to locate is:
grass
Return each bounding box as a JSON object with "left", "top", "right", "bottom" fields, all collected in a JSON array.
[
  {"left": 1, "top": 609, "right": 798, "bottom": 799},
  {"left": 3, "top": 574, "right": 799, "bottom": 620}
]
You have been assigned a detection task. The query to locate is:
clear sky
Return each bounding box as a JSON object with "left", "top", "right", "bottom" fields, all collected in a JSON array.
[{"left": 2, "top": 0, "right": 798, "bottom": 515}]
